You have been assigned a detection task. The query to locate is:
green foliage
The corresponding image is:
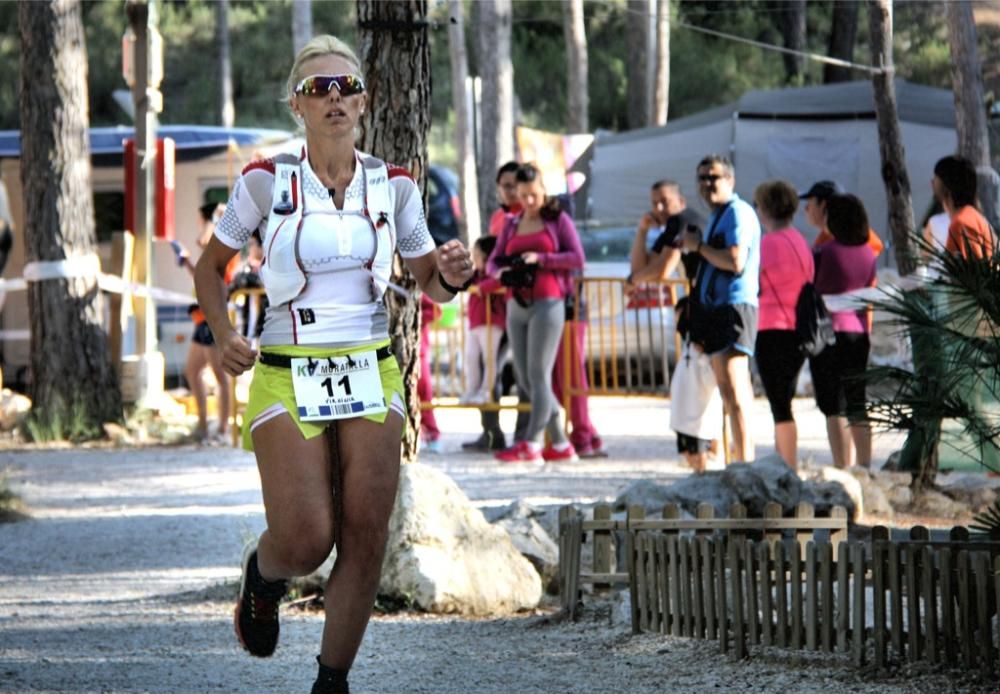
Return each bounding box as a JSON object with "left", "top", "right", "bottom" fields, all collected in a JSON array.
[
  {"left": 862, "top": 235, "right": 1000, "bottom": 482},
  {"left": 970, "top": 495, "right": 1000, "bottom": 539},
  {"left": 0, "top": 0, "right": 975, "bottom": 137},
  {"left": 22, "top": 397, "right": 104, "bottom": 443}
]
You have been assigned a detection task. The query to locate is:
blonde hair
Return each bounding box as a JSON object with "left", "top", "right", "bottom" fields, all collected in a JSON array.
[{"left": 286, "top": 35, "right": 363, "bottom": 100}]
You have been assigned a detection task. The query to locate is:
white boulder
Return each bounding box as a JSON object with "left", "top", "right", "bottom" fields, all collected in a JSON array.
[{"left": 379, "top": 463, "right": 542, "bottom": 615}]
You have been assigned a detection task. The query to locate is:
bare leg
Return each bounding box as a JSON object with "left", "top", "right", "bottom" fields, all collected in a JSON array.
[
  {"left": 184, "top": 343, "right": 211, "bottom": 438},
  {"left": 685, "top": 451, "right": 708, "bottom": 473},
  {"left": 850, "top": 422, "right": 872, "bottom": 468},
  {"left": 774, "top": 421, "right": 798, "bottom": 469},
  {"left": 710, "top": 351, "right": 755, "bottom": 463},
  {"left": 208, "top": 347, "right": 231, "bottom": 435},
  {"left": 250, "top": 415, "right": 335, "bottom": 580},
  {"left": 826, "top": 416, "right": 853, "bottom": 469},
  {"left": 320, "top": 411, "right": 404, "bottom": 671}
]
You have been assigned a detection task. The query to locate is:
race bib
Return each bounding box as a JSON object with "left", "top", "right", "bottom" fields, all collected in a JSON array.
[{"left": 290, "top": 350, "right": 386, "bottom": 421}]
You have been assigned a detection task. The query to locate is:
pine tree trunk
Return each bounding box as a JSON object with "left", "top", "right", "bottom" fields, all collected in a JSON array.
[
  {"left": 217, "top": 0, "right": 234, "bottom": 128},
  {"left": 626, "top": 0, "right": 650, "bottom": 129},
  {"left": 563, "top": 0, "right": 589, "bottom": 133},
  {"left": 868, "top": 0, "right": 917, "bottom": 277},
  {"left": 292, "top": 0, "right": 313, "bottom": 56},
  {"left": 651, "top": 0, "right": 670, "bottom": 127},
  {"left": 780, "top": 0, "right": 807, "bottom": 84},
  {"left": 447, "top": 0, "right": 480, "bottom": 245},
  {"left": 18, "top": 0, "right": 122, "bottom": 439},
  {"left": 356, "top": 0, "right": 430, "bottom": 464},
  {"left": 475, "top": 0, "right": 514, "bottom": 234},
  {"left": 945, "top": 0, "right": 1000, "bottom": 230},
  {"left": 824, "top": 0, "right": 859, "bottom": 83}
]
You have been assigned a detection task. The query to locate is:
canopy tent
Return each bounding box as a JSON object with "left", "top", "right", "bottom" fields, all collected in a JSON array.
[{"left": 587, "top": 80, "right": 958, "bottom": 260}]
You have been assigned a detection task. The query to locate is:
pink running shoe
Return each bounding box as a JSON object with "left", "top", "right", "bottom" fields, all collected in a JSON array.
[
  {"left": 494, "top": 441, "right": 543, "bottom": 464},
  {"left": 542, "top": 444, "right": 579, "bottom": 463}
]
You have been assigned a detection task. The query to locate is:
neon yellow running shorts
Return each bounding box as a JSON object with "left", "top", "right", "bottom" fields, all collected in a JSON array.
[{"left": 241, "top": 340, "right": 404, "bottom": 451}]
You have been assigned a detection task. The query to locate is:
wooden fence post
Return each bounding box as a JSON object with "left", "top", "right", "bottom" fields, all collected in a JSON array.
[
  {"left": 906, "top": 543, "right": 921, "bottom": 660},
  {"left": 668, "top": 534, "right": 682, "bottom": 637},
  {"left": 872, "top": 527, "right": 888, "bottom": 668},
  {"left": 730, "top": 538, "right": 746, "bottom": 660},
  {"left": 921, "top": 545, "right": 938, "bottom": 665},
  {"left": 656, "top": 534, "right": 669, "bottom": 635},
  {"left": 888, "top": 540, "right": 904, "bottom": 658},
  {"left": 851, "top": 541, "right": 866, "bottom": 667},
  {"left": 795, "top": 502, "right": 815, "bottom": 561},
  {"left": 703, "top": 536, "right": 717, "bottom": 641},
  {"left": 791, "top": 539, "right": 804, "bottom": 650},
  {"left": 958, "top": 550, "right": 973, "bottom": 668},
  {"left": 716, "top": 537, "right": 729, "bottom": 655},
  {"left": 940, "top": 547, "right": 956, "bottom": 666},
  {"left": 837, "top": 541, "right": 849, "bottom": 653},
  {"left": 759, "top": 541, "right": 773, "bottom": 647},
  {"left": 974, "top": 552, "right": 993, "bottom": 677},
  {"left": 627, "top": 505, "right": 645, "bottom": 633},
  {"left": 806, "top": 541, "right": 819, "bottom": 651},
  {"left": 820, "top": 541, "right": 834, "bottom": 653},
  {"left": 763, "top": 501, "right": 782, "bottom": 548},
  {"left": 775, "top": 540, "right": 788, "bottom": 648},
  {"left": 592, "top": 504, "right": 613, "bottom": 590},
  {"left": 745, "top": 539, "right": 760, "bottom": 646}
]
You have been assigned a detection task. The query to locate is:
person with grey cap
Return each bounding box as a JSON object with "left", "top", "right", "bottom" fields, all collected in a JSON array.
[{"left": 801, "top": 180, "right": 884, "bottom": 255}]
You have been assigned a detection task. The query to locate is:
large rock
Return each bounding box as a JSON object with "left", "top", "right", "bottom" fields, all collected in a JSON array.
[
  {"left": 0, "top": 389, "right": 30, "bottom": 431},
  {"left": 743, "top": 456, "right": 803, "bottom": 514},
  {"left": 937, "top": 474, "right": 1000, "bottom": 514},
  {"left": 805, "top": 466, "right": 862, "bottom": 520},
  {"left": 379, "top": 463, "right": 542, "bottom": 615},
  {"left": 801, "top": 481, "right": 856, "bottom": 520},
  {"left": 495, "top": 516, "right": 559, "bottom": 594},
  {"left": 847, "top": 467, "right": 894, "bottom": 519},
  {"left": 911, "top": 489, "right": 969, "bottom": 520}
]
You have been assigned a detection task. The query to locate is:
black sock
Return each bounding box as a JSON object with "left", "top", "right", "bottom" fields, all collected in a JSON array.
[{"left": 311, "top": 657, "right": 350, "bottom": 694}]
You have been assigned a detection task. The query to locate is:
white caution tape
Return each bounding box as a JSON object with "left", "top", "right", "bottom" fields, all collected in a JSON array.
[{"left": 22, "top": 253, "right": 102, "bottom": 282}]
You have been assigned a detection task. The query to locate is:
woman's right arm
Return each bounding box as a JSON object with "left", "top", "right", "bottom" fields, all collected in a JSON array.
[{"left": 194, "top": 237, "right": 257, "bottom": 376}]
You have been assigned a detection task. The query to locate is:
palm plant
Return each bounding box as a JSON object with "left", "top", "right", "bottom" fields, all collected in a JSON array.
[{"left": 860, "top": 233, "right": 999, "bottom": 491}]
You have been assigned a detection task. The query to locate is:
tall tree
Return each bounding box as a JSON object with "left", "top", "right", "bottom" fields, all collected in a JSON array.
[
  {"left": 778, "top": 0, "right": 807, "bottom": 84},
  {"left": 18, "top": 0, "right": 122, "bottom": 438},
  {"left": 475, "top": 0, "right": 514, "bottom": 232},
  {"left": 563, "top": 0, "right": 588, "bottom": 133},
  {"left": 824, "top": 0, "right": 859, "bottom": 84},
  {"left": 292, "top": 0, "right": 313, "bottom": 56},
  {"left": 626, "top": 0, "right": 650, "bottom": 129},
  {"left": 945, "top": 0, "right": 999, "bottom": 230},
  {"left": 357, "top": 0, "right": 430, "bottom": 463},
  {"left": 868, "top": 0, "right": 916, "bottom": 277},
  {"left": 651, "top": 0, "right": 669, "bottom": 126},
  {"left": 447, "top": 0, "right": 480, "bottom": 244},
  {"left": 216, "top": 0, "right": 234, "bottom": 127}
]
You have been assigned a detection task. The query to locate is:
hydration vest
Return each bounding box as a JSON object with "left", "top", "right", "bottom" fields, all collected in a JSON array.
[{"left": 260, "top": 150, "right": 397, "bottom": 307}]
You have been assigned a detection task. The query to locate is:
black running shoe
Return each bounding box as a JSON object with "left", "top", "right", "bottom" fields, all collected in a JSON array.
[{"left": 234, "top": 542, "right": 287, "bottom": 657}]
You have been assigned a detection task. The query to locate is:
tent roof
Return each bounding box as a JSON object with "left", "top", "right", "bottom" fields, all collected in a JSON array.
[
  {"left": 596, "top": 79, "right": 955, "bottom": 146},
  {"left": 0, "top": 124, "right": 292, "bottom": 159}
]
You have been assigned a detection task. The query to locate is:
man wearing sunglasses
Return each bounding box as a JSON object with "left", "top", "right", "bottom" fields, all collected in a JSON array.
[{"left": 681, "top": 155, "right": 761, "bottom": 464}]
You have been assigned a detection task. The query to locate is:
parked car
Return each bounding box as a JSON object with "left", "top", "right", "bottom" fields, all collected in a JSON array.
[
  {"left": 575, "top": 221, "right": 685, "bottom": 390},
  {"left": 426, "top": 165, "right": 462, "bottom": 246}
]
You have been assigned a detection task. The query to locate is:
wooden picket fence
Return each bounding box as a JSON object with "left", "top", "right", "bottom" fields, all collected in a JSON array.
[
  {"left": 629, "top": 523, "right": 1000, "bottom": 676},
  {"left": 557, "top": 501, "right": 848, "bottom": 619}
]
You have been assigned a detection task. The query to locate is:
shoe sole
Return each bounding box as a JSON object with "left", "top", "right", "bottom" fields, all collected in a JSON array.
[{"left": 234, "top": 540, "right": 263, "bottom": 656}]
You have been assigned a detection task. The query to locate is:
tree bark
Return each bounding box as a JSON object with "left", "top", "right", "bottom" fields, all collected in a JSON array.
[
  {"left": 651, "top": 0, "right": 669, "bottom": 126},
  {"left": 447, "top": 0, "right": 480, "bottom": 245},
  {"left": 475, "top": 0, "right": 514, "bottom": 233},
  {"left": 357, "top": 0, "right": 431, "bottom": 463},
  {"left": 292, "top": 0, "right": 313, "bottom": 56},
  {"left": 18, "top": 0, "right": 122, "bottom": 438},
  {"left": 868, "top": 0, "right": 916, "bottom": 276},
  {"left": 217, "top": 0, "right": 234, "bottom": 128},
  {"left": 945, "top": 0, "right": 1000, "bottom": 230},
  {"left": 779, "top": 0, "right": 807, "bottom": 84},
  {"left": 824, "top": 0, "right": 859, "bottom": 84},
  {"left": 626, "top": 0, "right": 650, "bottom": 129},
  {"left": 563, "top": 0, "right": 589, "bottom": 133}
]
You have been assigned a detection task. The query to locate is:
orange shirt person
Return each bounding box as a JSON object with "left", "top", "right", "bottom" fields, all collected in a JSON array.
[{"left": 801, "top": 180, "right": 884, "bottom": 256}]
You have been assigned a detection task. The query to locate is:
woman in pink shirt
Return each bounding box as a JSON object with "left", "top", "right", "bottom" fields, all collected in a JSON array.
[{"left": 754, "top": 180, "right": 813, "bottom": 468}]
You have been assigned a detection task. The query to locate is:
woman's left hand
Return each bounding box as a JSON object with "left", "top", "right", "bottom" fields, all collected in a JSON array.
[
  {"left": 520, "top": 251, "right": 539, "bottom": 265},
  {"left": 437, "top": 239, "right": 475, "bottom": 287}
]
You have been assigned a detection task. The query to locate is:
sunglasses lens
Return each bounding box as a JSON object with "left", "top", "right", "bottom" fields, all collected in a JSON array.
[{"left": 297, "top": 74, "right": 365, "bottom": 97}]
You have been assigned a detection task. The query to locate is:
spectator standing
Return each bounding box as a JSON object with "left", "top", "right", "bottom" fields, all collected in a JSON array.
[
  {"left": 933, "top": 155, "right": 996, "bottom": 260},
  {"left": 809, "top": 194, "right": 877, "bottom": 469},
  {"left": 801, "top": 180, "right": 884, "bottom": 257},
  {"left": 681, "top": 155, "right": 760, "bottom": 463},
  {"left": 754, "top": 180, "right": 814, "bottom": 469},
  {"left": 488, "top": 163, "right": 585, "bottom": 464},
  {"left": 462, "top": 162, "right": 521, "bottom": 452},
  {"left": 417, "top": 294, "right": 443, "bottom": 453},
  {"left": 628, "top": 180, "right": 705, "bottom": 287},
  {"left": 460, "top": 236, "right": 506, "bottom": 407}
]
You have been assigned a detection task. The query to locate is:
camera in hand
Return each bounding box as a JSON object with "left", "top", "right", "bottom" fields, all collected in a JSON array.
[{"left": 495, "top": 254, "right": 537, "bottom": 289}]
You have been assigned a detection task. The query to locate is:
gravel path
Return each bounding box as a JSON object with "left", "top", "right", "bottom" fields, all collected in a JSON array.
[{"left": 0, "top": 397, "right": 986, "bottom": 693}]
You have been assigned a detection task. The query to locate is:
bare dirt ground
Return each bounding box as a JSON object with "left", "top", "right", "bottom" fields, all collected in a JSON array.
[{"left": 0, "top": 397, "right": 991, "bottom": 693}]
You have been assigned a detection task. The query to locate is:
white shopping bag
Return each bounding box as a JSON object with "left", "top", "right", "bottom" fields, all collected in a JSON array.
[{"left": 670, "top": 341, "right": 724, "bottom": 443}]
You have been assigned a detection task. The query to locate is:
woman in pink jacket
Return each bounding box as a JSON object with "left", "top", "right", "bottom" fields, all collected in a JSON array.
[{"left": 754, "top": 180, "right": 813, "bottom": 468}]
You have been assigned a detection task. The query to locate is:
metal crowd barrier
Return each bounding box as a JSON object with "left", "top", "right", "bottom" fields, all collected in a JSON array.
[{"left": 226, "top": 278, "right": 687, "bottom": 445}]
